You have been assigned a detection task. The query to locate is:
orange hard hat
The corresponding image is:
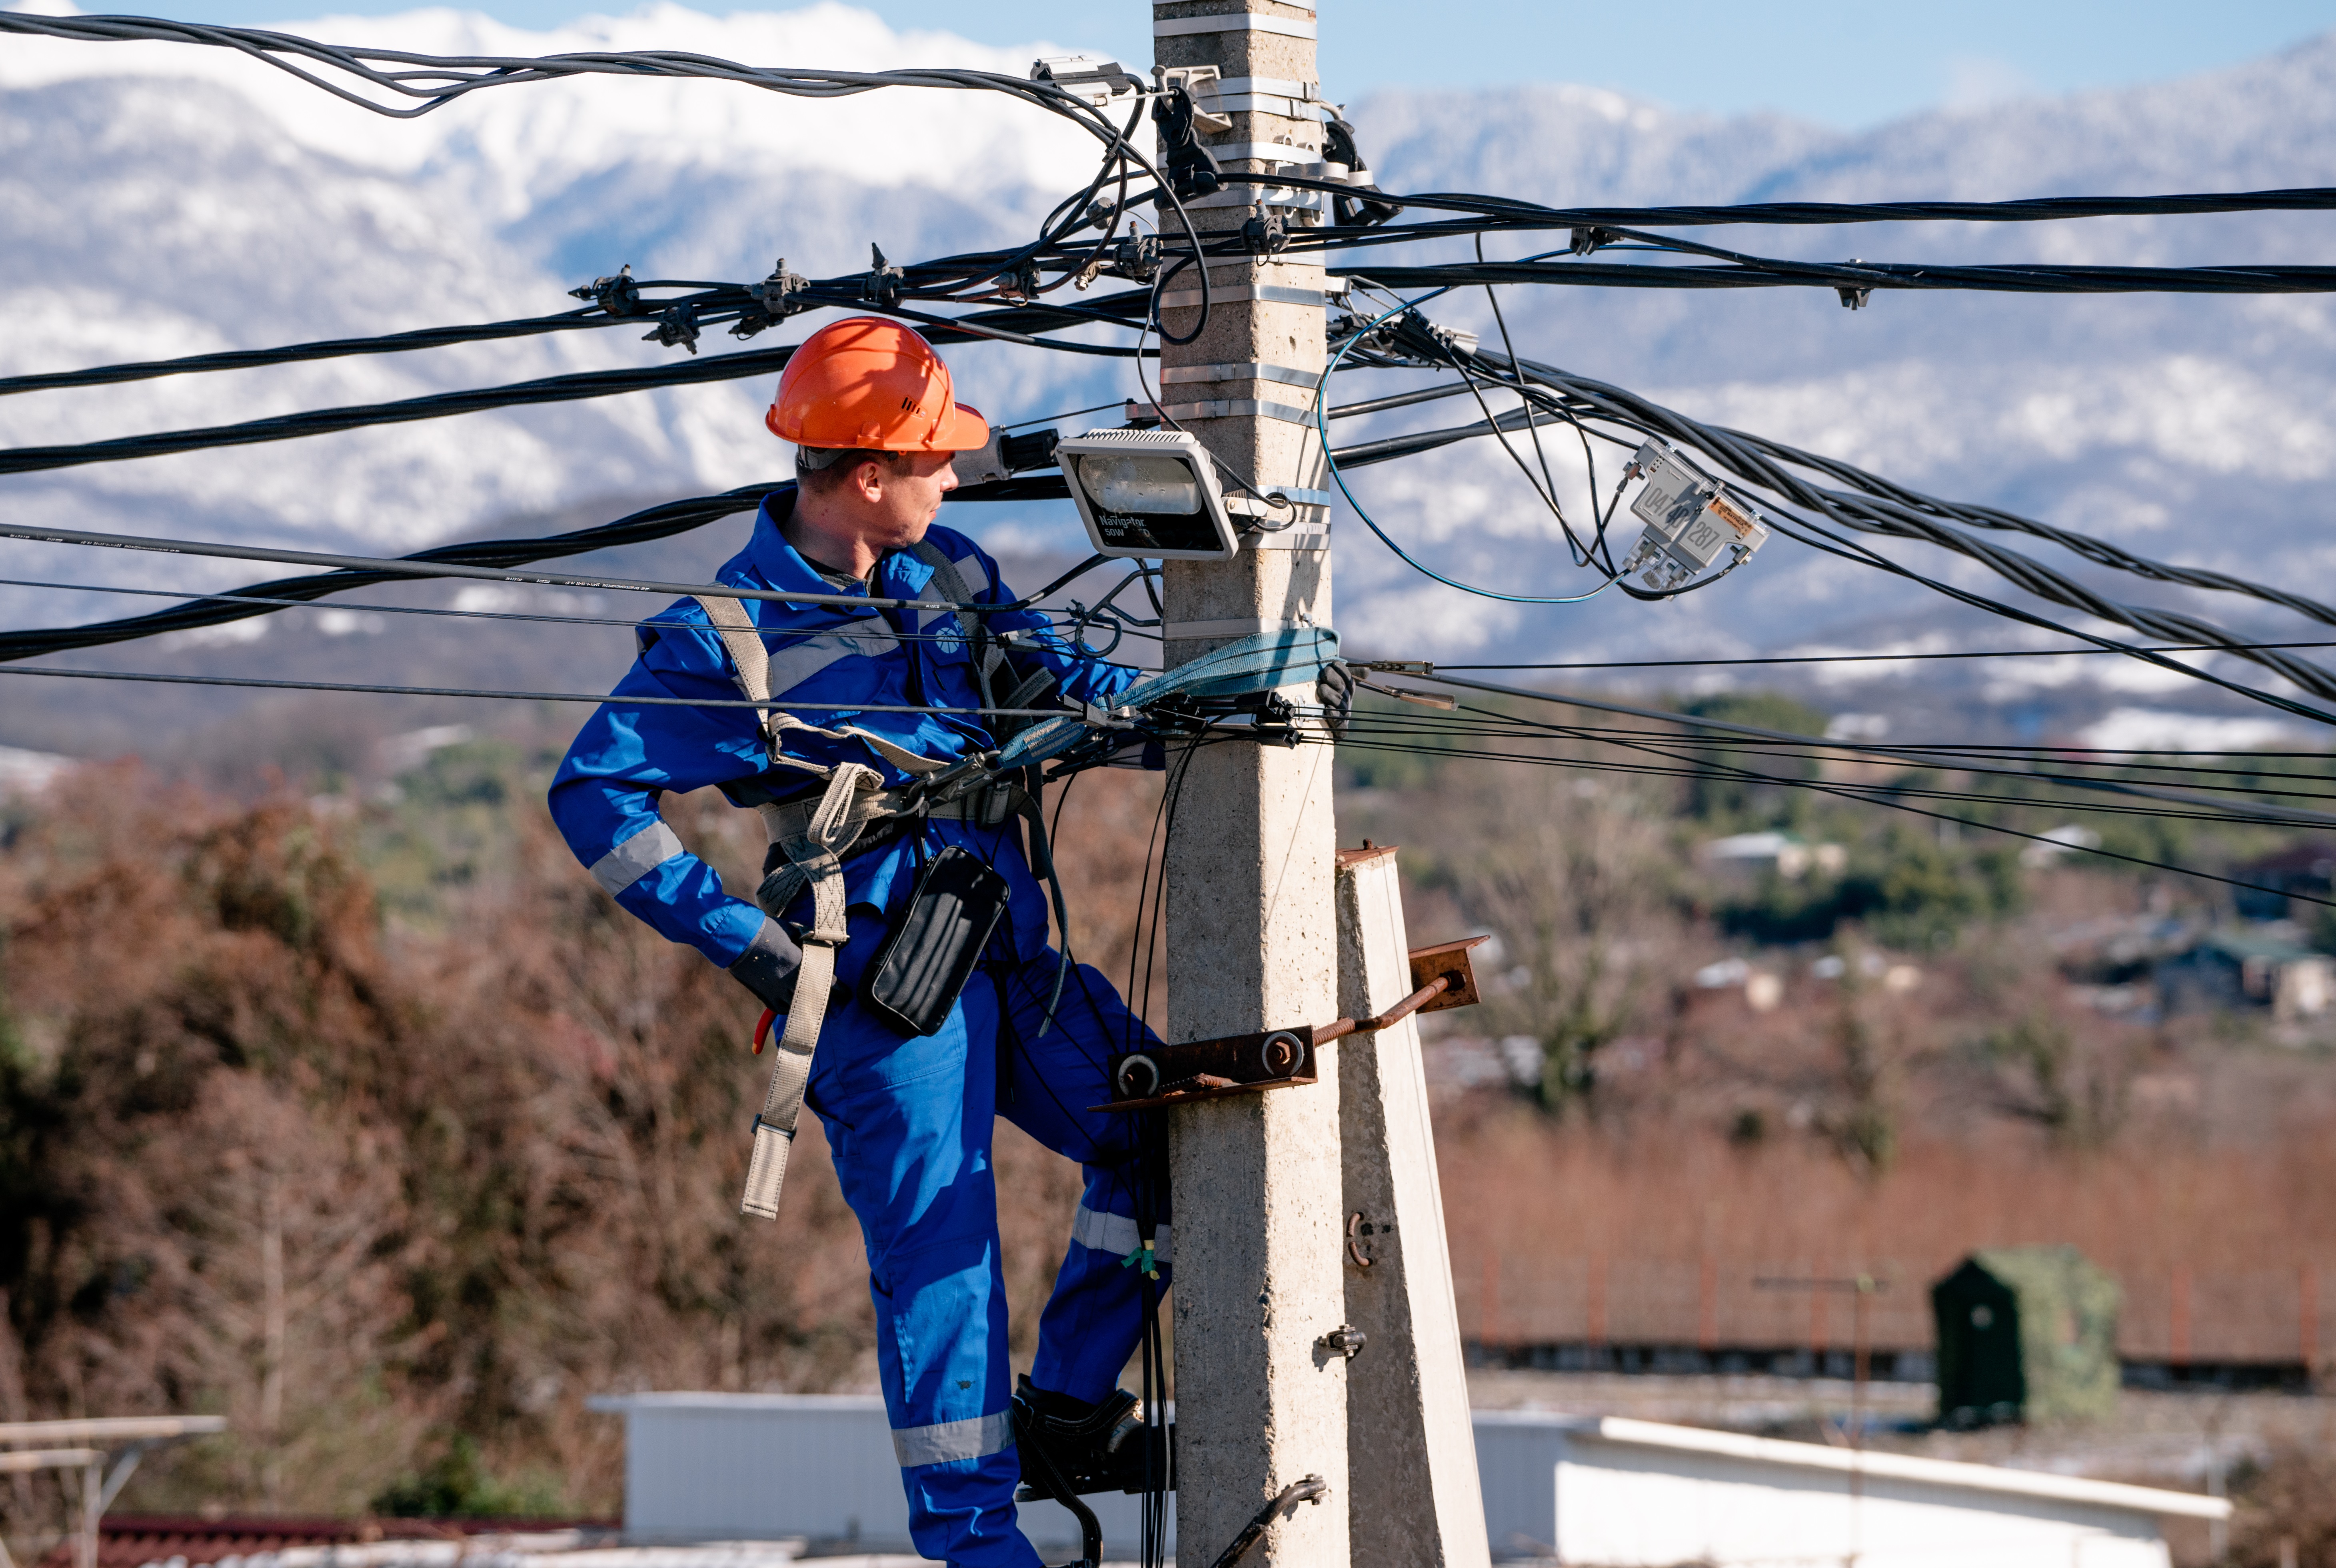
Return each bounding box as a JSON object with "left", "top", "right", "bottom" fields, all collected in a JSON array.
[{"left": 765, "top": 316, "right": 990, "bottom": 452}]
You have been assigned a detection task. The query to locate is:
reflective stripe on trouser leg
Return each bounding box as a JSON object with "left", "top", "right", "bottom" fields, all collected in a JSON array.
[{"left": 985, "top": 950, "right": 1171, "bottom": 1407}]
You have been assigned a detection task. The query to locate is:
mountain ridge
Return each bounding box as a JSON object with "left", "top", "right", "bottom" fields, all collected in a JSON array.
[{"left": 4, "top": 6, "right": 2334, "bottom": 751}]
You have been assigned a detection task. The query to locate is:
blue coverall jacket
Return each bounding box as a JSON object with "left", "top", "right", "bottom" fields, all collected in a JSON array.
[{"left": 549, "top": 488, "right": 1167, "bottom": 1568}]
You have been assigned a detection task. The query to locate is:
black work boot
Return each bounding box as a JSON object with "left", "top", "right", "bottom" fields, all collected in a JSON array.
[{"left": 1011, "top": 1374, "right": 1174, "bottom": 1498}]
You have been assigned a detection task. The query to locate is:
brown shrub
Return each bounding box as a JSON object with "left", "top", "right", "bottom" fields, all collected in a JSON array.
[{"left": 0, "top": 765, "right": 1155, "bottom": 1537}]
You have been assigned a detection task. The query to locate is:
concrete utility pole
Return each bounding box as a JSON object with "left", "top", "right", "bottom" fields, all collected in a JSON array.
[
  {"left": 1153, "top": 2, "right": 1349, "bottom": 1565},
  {"left": 1335, "top": 848, "right": 1491, "bottom": 1568}
]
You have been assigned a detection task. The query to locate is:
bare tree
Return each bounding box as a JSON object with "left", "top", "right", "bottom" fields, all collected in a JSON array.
[{"left": 1439, "top": 768, "right": 1677, "bottom": 1116}]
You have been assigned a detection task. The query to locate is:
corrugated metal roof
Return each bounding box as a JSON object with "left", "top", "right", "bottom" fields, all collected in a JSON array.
[{"left": 36, "top": 1516, "right": 621, "bottom": 1568}]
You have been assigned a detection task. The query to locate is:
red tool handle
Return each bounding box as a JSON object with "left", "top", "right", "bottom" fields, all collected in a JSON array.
[{"left": 753, "top": 1007, "right": 777, "bottom": 1055}]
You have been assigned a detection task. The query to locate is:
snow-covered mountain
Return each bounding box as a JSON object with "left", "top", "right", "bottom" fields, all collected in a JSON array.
[{"left": 4, "top": 4, "right": 2335, "bottom": 749}]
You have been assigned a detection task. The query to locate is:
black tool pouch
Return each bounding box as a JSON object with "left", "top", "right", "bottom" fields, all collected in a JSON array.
[{"left": 863, "top": 845, "right": 1011, "bottom": 1037}]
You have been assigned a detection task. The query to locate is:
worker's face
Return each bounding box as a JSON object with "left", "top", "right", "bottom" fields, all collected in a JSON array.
[{"left": 846, "top": 449, "right": 959, "bottom": 549}]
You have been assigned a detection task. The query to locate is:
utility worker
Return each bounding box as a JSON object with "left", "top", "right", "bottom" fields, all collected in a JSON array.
[{"left": 549, "top": 318, "right": 1166, "bottom": 1568}]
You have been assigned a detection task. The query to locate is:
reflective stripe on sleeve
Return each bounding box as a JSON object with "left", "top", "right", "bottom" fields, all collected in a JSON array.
[
  {"left": 1069, "top": 1204, "right": 1171, "bottom": 1264},
  {"left": 589, "top": 820, "right": 685, "bottom": 896},
  {"left": 891, "top": 1409, "right": 1015, "bottom": 1467}
]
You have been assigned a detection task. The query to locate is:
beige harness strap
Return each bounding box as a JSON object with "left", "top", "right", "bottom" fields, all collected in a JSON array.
[
  {"left": 739, "top": 761, "right": 880, "bottom": 1220},
  {"left": 690, "top": 590, "right": 995, "bottom": 1219},
  {"left": 694, "top": 594, "right": 948, "bottom": 779}
]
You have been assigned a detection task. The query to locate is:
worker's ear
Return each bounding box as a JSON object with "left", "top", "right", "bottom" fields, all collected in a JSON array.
[{"left": 849, "top": 457, "right": 889, "bottom": 503}]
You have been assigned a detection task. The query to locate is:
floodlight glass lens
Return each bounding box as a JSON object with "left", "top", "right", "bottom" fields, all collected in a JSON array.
[{"left": 1077, "top": 452, "right": 1201, "bottom": 515}]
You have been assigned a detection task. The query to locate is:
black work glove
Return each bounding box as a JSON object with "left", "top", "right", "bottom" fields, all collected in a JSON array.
[
  {"left": 727, "top": 917, "right": 804, "bottom": 1013},
  {"left": 1317, "top": 660, "right": 1356, "bottom": 743}
]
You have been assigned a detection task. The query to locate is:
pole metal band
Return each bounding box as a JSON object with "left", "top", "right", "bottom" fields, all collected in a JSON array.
[
  {"left": 1159, "top": 362, "right": 1322, "bottom": 388},
  {"left": 1154, "top": 13, "right": 1318, "bottom": 39},
  {"left": 1158, "top": 284, "right": 1326, "bottom": 310},
  {"left": 1152, "top": 397, "right": 1318, "bottom": 426}
]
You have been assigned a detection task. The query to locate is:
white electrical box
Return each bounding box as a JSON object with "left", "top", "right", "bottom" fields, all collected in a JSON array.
[{"left": 1621, "top": 436, "right": 1771, "bottom": 592}]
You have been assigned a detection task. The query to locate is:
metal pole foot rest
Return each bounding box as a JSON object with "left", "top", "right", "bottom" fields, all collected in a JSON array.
[{"left": 1095, "top": 935, "right": 1490, "bottom": 1111}]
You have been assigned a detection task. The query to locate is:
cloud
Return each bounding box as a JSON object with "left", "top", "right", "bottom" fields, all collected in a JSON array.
[{"left": 1941, "top": 54, "right": 2039, "bottom": 111}]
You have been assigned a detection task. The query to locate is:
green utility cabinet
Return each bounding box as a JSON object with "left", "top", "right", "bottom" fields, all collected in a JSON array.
[{"left": 1932, "top": 1246, "right": 2120, "bottom": 1427}]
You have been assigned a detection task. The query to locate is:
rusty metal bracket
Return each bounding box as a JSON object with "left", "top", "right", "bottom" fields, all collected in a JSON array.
[
  {"left": 1099, "top": 1027, "right": 1318, "bottom": 1111},
  {"left": 1096, "top": 934, "right": 1489, "bottom": 1111}
]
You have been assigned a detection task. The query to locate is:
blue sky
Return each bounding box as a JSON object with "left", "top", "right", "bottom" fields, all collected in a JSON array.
[{"left": 104, "top": 0, "right": 2336, "bottom": 127}]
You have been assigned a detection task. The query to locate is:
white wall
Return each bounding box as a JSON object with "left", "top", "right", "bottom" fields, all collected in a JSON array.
[
  {"left": 592, "top": 1396, "right": 2218, "bottom": 1568},
  {"left": 588, "top": 1394, "right": 1170, "bottom": 1561},
  {"left": 1551, "top": 1438, "right": 2167, "bottom": 1568}
]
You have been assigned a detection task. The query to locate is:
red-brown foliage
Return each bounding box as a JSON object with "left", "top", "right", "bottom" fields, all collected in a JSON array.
[{"left": 0, "top": 764, "right": 1172, "bottom": 1532}]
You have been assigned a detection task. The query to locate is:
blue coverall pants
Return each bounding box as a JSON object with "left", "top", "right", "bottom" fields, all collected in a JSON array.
[{"left": 810, "top": 901, "right": 1169, "bottom": 1568}]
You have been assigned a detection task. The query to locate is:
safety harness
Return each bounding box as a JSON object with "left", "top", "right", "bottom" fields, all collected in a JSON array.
[
  {"left": 692, "top": 555, "right": 1341, "bottom": 1222},
  {"left": 695, "top": 543, "right": 1063, "bottom": 1221}
]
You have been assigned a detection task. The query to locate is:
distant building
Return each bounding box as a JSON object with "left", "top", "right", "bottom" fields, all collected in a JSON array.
[
  {"left": 1933, "top": 1247, "right": 2120, "bottom": 1428},
  {"left": 2154, "top": 927, "right": 2334, "bottom": 1020},
  {"left": 2230, "top": 841, "right": 2336, "bottom": 920},
  {"left": 1699, "top": 831, "right": 1845, "bottom": 880},
  {"left": 586, "top": 1394, "right": 2228, "bottom": 1567},
  {"left": 1479, "top": 1413, "right": 2226, "bottom": 1567},
  {"left": 2019, "top": 823, "right": 2102, "bottom": 869}
]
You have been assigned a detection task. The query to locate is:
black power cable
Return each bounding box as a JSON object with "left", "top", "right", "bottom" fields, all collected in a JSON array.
[
  {"left": 0, "top": 485, "right": 779, "bottom": 661},
  {"left": 1335, "top": 258, "right": 2336, "bottom": 298},
  {"left": 0, "top": 347, "right": 795, "bottom": 477},
  {"left": 0, "top": 305, "right": 619, "bottom": 397},
  {"left": 0, "top": 14, "right": 1221, "bottom": 341},
  {"left": 1442, "top": 332, "right": 2336, "bottom": 636},
  {"left": 1359, "top": 320, "right": 2336, "bottom": 722},
  {"left": 1397, "top": 673, "right": 2336, "bottom": 829},
  {"left": 0, "top": 663, "right": 1073, "bottom": 717},
  {"left": 1236, "top": 170, "right": 2336, "bottom": 231},
  {"left": 0, "top": 392, "right": 1489, "bottom": 663}
]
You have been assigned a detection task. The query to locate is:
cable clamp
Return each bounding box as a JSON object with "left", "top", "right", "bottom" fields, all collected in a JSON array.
[
  {"left": 1104, "top": 232, "right": 1162, "bottom": 285},
  {"left": 983, "top": 256, "right": 1043, "bottom": 304},
  {"left": 754, "top": 261, "right": 808, "bottom": 312},
  {"left": 1153, "top": 64, "right": 1233, "bottom": 134},
  {"left": 1241, "top": 203, "right": 1291, "bottom": 257},
  {"left": 1081, "top": 701, "right": 1140, "bottom": 729},
  {"left": 1029, "top": 54, "right": 1138, "bottom": 110},
  {"left": 569, "top": 262, "right": 643, "bottom": 318},
  {"left": 863, "top": 243, "right": 905, "bottom": 308},
  {"left": 643, "top": 302, "right": 701, "bottom": 355}
]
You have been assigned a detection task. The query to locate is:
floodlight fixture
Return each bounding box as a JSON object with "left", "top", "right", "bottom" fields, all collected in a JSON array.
[
  {"left": 1056, "top": 428, "right": 1239, "bottom": 561},
  {"left": 1619, "top": 435, "right": 1772, "bottom": 591}
]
